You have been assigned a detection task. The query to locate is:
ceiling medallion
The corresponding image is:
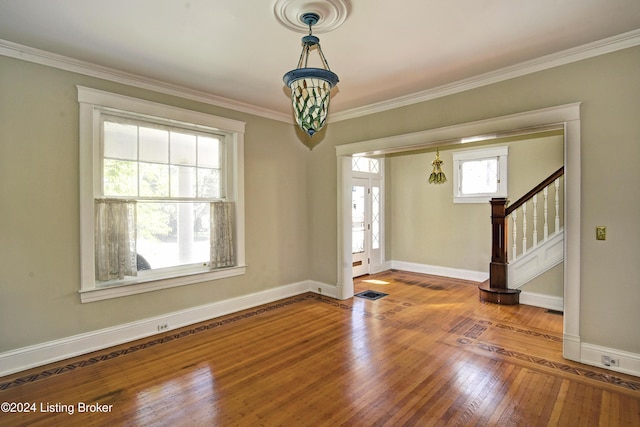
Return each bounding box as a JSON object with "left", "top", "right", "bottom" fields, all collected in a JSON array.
[{"left": 273, "top": 0, "right": 350, "bottom": 34}]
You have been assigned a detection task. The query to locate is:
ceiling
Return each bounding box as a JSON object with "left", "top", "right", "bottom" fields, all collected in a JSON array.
[{"left": 1, "top": 0, "right": 639, "bottom": 122}]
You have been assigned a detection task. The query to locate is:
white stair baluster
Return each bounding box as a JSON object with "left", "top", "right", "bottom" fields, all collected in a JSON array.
[
  {"left": 522, "top": 203, "right": 527, "bottom": 255},
  {"left": 512, "top": 210, "right": 518, "bottom": 261},
  {"left": 543, "top": 187, "right": 549, "bottom": 240},
  {"left": 554, "top": 178, "right": 560, "bottom": 232},
  {"left": 532, "top": 194, "right": 538, "bottom": 247}
]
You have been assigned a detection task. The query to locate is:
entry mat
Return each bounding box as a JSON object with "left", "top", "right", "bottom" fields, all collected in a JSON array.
[{"left": 355, "top": 290, "right": 389, "bottom": 300}]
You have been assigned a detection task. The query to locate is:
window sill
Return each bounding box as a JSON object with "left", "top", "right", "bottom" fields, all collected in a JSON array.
[{"left": 79, "top": 265, "right": 247, "bottom": 303}]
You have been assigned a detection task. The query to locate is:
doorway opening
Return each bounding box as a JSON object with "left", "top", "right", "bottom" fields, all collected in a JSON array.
[
  {"left": 351, "top": 157, "right": 384, "bottom": 278},
  {"left": 336, "top": 103, "right": 581, "bottom": 363}
]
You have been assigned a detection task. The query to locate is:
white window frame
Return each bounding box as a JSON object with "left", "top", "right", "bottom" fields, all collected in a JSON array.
[
  {"left": 78, "top": 86, "right": 246, "bottom": 303},
  {"left": 453, "top": 146, "right": 508, "bottom": 203}
]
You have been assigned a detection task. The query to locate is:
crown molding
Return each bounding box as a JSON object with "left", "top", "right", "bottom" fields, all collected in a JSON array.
[
  {"left": 331, "top": 29, "right": 640, "bottom": 122},
  {"left": 2, "top": 29, "right": 639, "bottom": 125},
  {"left": 0, "top": 39, "right": 292, "bottom": 124}
]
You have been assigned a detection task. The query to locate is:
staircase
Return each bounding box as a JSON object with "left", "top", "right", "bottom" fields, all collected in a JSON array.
[
  {"left": 479, "top": 166, "right": 564, "bottom": 305},
  {"left": 508, "top": 227, "right": 563, "bottom": 289}
]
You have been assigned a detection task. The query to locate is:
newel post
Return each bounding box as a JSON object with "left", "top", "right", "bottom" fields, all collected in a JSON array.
[{"left": 490, "top": 198, "right": 509, "bottom": 289}]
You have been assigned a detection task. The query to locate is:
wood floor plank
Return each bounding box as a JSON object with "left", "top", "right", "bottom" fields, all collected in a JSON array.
[{"left": 1, "top": 270, "right": 639, "bottom": 426}]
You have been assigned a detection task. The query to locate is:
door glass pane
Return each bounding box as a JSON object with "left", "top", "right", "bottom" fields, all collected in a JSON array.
[
  {"left": 352, "top": 185, "right": 365, "bottom": 254},
  {"left": 371, "top": 185, "right": 380, "bottom": 250}
]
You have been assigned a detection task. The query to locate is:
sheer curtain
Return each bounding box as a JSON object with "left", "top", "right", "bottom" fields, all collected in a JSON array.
[
  {"left": 210, "top": 201, "right": 235, "bottom": 268},
  {"left": 95, "top": 199, "right": 137, "bottom": 281}
]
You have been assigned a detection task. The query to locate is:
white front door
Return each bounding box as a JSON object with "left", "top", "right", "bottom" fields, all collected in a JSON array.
[{"left": 352, "top": 177, "right": 370, "bottom": 277}]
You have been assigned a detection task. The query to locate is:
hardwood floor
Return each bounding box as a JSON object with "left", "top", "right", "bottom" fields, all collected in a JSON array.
[{"left": 1, "top": 270, "right": 639, "bottom": 426}]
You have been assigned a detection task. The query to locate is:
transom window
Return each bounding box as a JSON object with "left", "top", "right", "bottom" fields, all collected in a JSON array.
[
  {"left": 78, "top": 87, "right": 246, "bottom": 302},
  {"left": 352, "top": 156, "right": 380, "bottom": 173},
  {"left": 453, "top": 146, "right": 508, "bottom": 203}
]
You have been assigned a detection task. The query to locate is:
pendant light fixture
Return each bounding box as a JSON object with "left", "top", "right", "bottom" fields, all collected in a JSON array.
[
  {"left": 283, "top": 12, "right": 339, "bottom": 137},
  {"left": 429, "top": 148, "right": 447, "bottom": 184}
]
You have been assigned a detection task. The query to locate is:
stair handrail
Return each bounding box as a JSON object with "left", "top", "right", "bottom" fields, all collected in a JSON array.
[{"left": 506, "top": 166, "right": 564, "bottom": 216}]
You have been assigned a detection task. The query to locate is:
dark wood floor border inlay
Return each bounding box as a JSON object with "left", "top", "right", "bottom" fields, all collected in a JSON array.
[
  {"left": 0, "top": 293, "right": 414, "bottom": 391},
  {"left": 449, "top": 319, "right": 640, "bottom": 393},
  {"left": 495, "top": 323, "right": 563, "bottom": 342},
  {"left": 0, "top": 294, "right": 317, "bottom": 391},
  {"left": 475, "top": 342, "right": 640, "bottom": 392}
]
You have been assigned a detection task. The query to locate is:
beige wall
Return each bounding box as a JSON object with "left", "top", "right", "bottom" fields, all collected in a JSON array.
[
  {"left": 310, "top": 46, "right": 640, "bottom": 354},
  {"left": 1, "top": 44, "right": 639, "bottom": 359},
  {"left": 0, "top": 56, "right": 310, "bottom": 352},
  {"left": 523, "top": 264, "right": 564, "bottom": 297},
  {"left": 387, "top": 132, "right": 564, "bottom": 273}
]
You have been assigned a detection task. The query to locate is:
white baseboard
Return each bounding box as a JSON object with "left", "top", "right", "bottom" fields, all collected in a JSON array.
[
  {"left": 390, "top": 260, "right": 489, "bottom": 283},
  {"left": 5, "top": 278, "right": 638, "bottom": 382},
  {"left": 0, "top": 280, "right": 333, "bottom": 377},
  {"left": 580, "top": 342, "right": 640, "bottom": 378},
  {"left": 310, "top": 280, "right": 339, "bottom": 299},
  {"left": 519, "top": 291, "right": 564, "bottom": 311},
  {"left": 563, "top": 333, "right": 582, "bottom": 362}
]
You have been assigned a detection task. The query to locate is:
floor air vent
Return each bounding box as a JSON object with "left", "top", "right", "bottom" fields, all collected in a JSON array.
[{"left": 355, "top": 290, "right": 388, "bottom": 301}]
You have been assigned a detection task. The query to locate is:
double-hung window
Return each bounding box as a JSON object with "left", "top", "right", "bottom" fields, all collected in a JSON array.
[
  {"left": 78, "top": 87, "right": 246, "bottom": 302},
  {"left": 453, "top": 146, "right": 508, "bottom": 203}
]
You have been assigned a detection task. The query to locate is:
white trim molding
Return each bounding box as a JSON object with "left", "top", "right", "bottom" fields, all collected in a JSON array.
[
  {"left": 452, "top": 145, "right": 509, "bottom": 203},
  {"left": 519, "top": 291, "right": 563, "bottom": 312},
  {"left": 336, "top": 102, "right": 582, "bottom": 365},
  {"left": 77, "top": 86, "right": 247, "bottom": 302},
  {"left": 0, "top": 280, "right": 335, "bottom": 377},
  {"left": 390, "top": 261, "right": 489, "bottom": 283},
  {"left": 580, "top": 343, "right": 640, "bottom": 378}
]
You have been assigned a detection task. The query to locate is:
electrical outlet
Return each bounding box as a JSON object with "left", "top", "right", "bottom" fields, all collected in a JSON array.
[
  {"left": 157, "top": 323, "right": 169, "bottom": 331},
  {"left": 601, "top": 355, "right": 619, "bottom": 367},
  {"left": 318, "top": 287, "right": 322, "bottom": 294},
  {"left": 596, "top": 226, "right": 606, "bottom": 240}
]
